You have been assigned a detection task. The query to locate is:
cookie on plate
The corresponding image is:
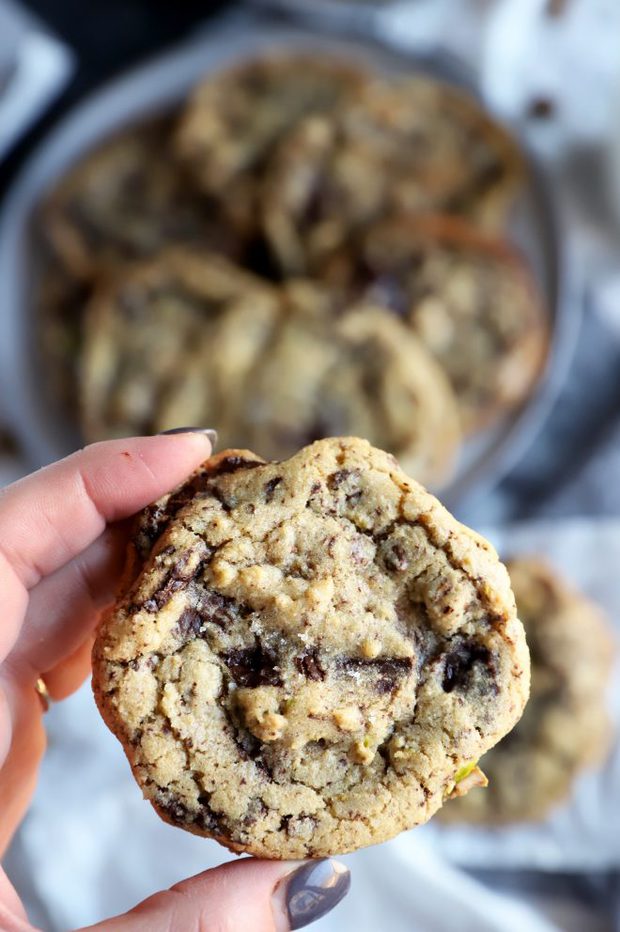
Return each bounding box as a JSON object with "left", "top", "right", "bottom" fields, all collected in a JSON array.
[
  {"left": 92, "top": 437, "right": 530, "bottom": 858},
  {"left": 80, "top": 254, "right": 460, "bottom": 483},
  {"left": 241, "top": 283, "right": 461, "bottom": 487},
  {"left": 175, "top": 54, "right": 369, "bottom": 235},
  {"left": 43, "top": 119, "right": 239, "bottom": 280},
  {"left": 440, "top": 557, "right": 613, "bottom": 824},
  {"left": 37, "top": 254, "right": 93, "bottom": 418},
  {"left": 79, "top": 250, "right": 279, "bottom": 441},
  {"left": 326, "top": 215, "right": 548, "bottom": 433},
  {"left": 262, "top": 75, "right": 524, "bottom": 274}
]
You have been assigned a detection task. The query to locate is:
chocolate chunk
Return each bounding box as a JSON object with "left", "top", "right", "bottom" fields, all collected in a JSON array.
[
  {"left": 199, "top": 590, "right": 245, "bottom": 628},
  {"left": 159, "top": 797, "right": 191, "bottom": 823},
  {"left": 328, "top": 468, "right": 362, "bottom": 505},
  {"left": 295, "top": 648, "right": 326, "bottom": 681},
  {"left": 442, "top": 641, "right": 494, "bottom": 693},
  {"left": 264, "top": 476, "right": 283, "bottom": 502},
  {"left": 142, "top": 551, "right": 201, "bottom": 612},
  {"left": 341, "top": 657, "right": 413, "bottom": 694},
  {"left": 328, "top": 469, "right": 357, "bottom": 489},
  {"left": 223, "top": 645, "right": 282, "bottom": 688},
  {"left": 174, "top": 607, "right": 205, "bottom": 640},
  {"left": 210, "top": 455, "right": 264, "bottom": 477},
  {"left": 242, "top": 798, "right": 268, "bottom": 826},
  {"left": 195, "top": 795, "right": 227, "bottom": 833}
]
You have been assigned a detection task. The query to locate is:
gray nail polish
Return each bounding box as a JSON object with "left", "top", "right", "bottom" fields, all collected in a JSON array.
[
  {"left": 284, "top": 859, "right": 350, "bottom": 929},
  {"left": 158, "top": 428, "right": 218, "bottom": 448}
]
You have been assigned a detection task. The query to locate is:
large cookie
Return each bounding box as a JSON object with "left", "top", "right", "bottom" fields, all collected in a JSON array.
[
  {"left": 79, "top": 250, "right": 279, "bottom": 441},
  {"left": 92, "top": 438, "right": 529, "bottom": 858},
  {"left": 43, "top": 119, "right": 238, "bottom": 280},
  {"left": 440, "top": 557, "right": 613, "bottom": 824},
  {"left": 263, "top": 75, "right": 524, "bottom": 274},
  {"left": 175, "top": 54, "right": 369, "bottom": 237},
  {"left": 325, "top": 215, "right": 548, "bottom": 432}
]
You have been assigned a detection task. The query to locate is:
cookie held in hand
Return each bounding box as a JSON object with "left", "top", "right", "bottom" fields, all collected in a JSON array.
[{"left": 92, "top": 438, "right": 530, "bottom": 858}]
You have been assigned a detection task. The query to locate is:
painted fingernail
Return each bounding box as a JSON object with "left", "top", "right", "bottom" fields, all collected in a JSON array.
[
  {"left": 158, "top": 428, "right": 218, "bottom": 448},
  {"left": 282, "top": 859, "right": 350, "bottom": 929}
]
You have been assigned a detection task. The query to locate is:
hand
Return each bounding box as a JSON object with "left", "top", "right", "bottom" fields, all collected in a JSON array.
[{"left": 0, "top": 434, "right": 350, "bottom": 931}]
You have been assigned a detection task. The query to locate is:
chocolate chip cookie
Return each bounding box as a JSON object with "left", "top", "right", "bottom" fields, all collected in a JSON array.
[
  {"left": 175, "top": 54, "right": 369, "bottom": 237},
  {"left": 441, "top": 557, "right": 613, "bottom": 824},
  {"left": 43, "top": 118, "right": 238, "bottom": 280},
  {"left": 242, "top": 283, "right": 461, "bottom": 487},
  {"left": 325, "top": 215, "right": 548, "bottom": 432},
  {"left": 263, "top": 75, "right": 524, "bottom": 274},
  {"left": 92, "top": 437, "right": 529, "bottom": 858},
  {"left": 79, "top": 250, "right": 280, "bottom": 441},
  {"left": 80, "top": 255, "right": 460, "bottom": 484}
]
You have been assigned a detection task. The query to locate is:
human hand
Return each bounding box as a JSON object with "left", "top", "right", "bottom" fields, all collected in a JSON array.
[{"left": 0, "top": 434, "right": 350, "bottom": 931}]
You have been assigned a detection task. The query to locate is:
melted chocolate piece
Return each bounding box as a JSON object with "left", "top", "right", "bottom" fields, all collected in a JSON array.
[
  {"left": 201, "top": 590, "right": 247, "bottom": 627},
  {"left": 142, "top": 551, "right": 200, "bottom": 612},
  {"left": 264, "top": 476, "right": 283, "bottom": 502},
  {"left": 295, "top": 648, "right": 326, "bottom": 682},
  {"left": 174, "top": 607, "right": 205, "bottom": 640},
  {"left": 442, "top": 641, "right": 494, "bottom": 693},
  {"left": 223, "top": 645, "right": 283, "bottom": 688},
  {"left": 328, "top": 468, "right": 358, "bottom": 489},
  {"left": 341, "top": 656, "right": 413, "bottom": 694},
  {"left": 210, "top": 455, "right": 265, "bottom": 477}
]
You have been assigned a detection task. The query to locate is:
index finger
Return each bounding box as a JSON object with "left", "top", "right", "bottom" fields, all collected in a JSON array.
[{"left": 0, "top": 433, "right": 212, "bottom": 661}]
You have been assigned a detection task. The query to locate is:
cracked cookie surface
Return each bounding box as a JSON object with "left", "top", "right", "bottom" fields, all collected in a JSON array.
[
  {"left": 92, "top": 437, "right": 529, "bottom": 857},
  {"left": 440, "top": 557, "right": 613, "bottom": 824}
]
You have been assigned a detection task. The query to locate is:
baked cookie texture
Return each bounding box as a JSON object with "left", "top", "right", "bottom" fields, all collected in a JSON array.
[
  {"left": 80, "top": 257, "right": 461, "bottom": 487},
  {"left": 43, "top": 119, "right": 238, "bottom": 280},
  {"left": 325, "top": 215, "right": 548, "bottom": 432},
  {"left": 175, "top": 54, "right": 369, "bottom": 236},
  {"left": 440, "top": 557, "right": 613, "bottom": 824},
  {"left": 262, "top": 75, "right": 523, "bottom": 274},
  {"left": 239, "top": 283, "right": 461, "bottom": 485},
  {"left": 92, "top": 438, "right": 530, "bottom": 858},
  {"left": 79, "top": 250, "right": 280, "bottom": 442}
]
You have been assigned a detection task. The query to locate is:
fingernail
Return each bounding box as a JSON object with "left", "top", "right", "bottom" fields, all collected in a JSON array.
[
  {"left": 280, "top": 859, "right": 350, "bottom": 930},
  {"left": 158, "top": 428, "right": 218, "bottom": 448}
]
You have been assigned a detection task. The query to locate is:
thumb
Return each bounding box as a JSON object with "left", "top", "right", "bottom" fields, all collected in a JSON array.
[{"left": 81, "top": 857, "right": 350, "bottom": 932}]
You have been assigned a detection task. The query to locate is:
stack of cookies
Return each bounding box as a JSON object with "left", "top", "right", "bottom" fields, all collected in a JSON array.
[{"left": 39, "top": 52, "right": 549, "bottom": 488}]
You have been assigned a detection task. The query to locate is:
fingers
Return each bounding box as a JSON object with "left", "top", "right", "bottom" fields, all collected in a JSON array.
[
  {"left": 0, "top": 868, "right": 31, "bottom": 930},
  {"left": 0, "top": 433, "right": 212, "bottom": 664},
  {"left": 11, "top": 524, "right": 127, "bottom": 683},
  {"left": 0, "top": 679, "right": 46, "bottom": 855},
  {"left": 0, "top": 433, "right": 212, "bottom": 591},
  {"left": 81, "top": 857, "right": 350, "bottom": 932},
  {"left": 42, "top": 635, "right": 95, "bottom": 701}
]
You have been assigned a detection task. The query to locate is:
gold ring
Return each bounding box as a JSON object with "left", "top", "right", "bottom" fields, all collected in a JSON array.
[{"left": 35, "top": 677, "right": 51, "bottom": 713}]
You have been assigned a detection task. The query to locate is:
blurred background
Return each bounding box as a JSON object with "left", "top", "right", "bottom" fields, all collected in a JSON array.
[{"left": 1, "top": 0, "right": 620, "bottom": 929}]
